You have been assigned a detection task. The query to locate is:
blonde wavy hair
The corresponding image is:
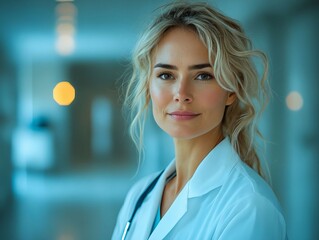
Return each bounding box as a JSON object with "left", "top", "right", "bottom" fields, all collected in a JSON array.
[{"left": 124, "top": 2, "right": 269, "bottom": 177}]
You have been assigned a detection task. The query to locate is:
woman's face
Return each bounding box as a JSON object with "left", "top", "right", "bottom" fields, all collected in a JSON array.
[{"left": 149, "top": 27, "right": 235, "bottom": 140}]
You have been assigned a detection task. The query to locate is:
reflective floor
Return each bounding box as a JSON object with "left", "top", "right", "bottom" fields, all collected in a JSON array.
[{"left": 0, "top": 168, "right": 134, "bottom": 240}]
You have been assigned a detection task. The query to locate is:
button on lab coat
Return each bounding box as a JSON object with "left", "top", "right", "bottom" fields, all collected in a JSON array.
[{"left": 112, "top": 138, "right": 287, "bottom": 240}]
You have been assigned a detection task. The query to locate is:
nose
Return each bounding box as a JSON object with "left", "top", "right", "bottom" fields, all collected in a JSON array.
[{"left": 174, "top": 80, "right": 193, "bottom": 103}]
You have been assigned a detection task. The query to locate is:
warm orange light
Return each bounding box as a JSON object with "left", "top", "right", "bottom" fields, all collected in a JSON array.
[{"left": 53, "top": 81, "right": 75, "bottom": 106}]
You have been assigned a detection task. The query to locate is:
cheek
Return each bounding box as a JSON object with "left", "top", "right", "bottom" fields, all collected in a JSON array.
[
  {"left": 150, "top": 82, "right": 171, "bottom": 110},
  {"left": 150, "top": 83, "right": 170, "bottom": 128},
  {"left": 200, "top": 89, "right": 229, "bottom": 111}
]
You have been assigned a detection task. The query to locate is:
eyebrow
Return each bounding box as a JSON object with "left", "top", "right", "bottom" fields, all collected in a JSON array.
[{"left": 154, "top": 63, "right": 212, "bottom": 70}]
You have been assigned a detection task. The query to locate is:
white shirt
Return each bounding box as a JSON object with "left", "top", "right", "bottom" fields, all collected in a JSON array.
[{"left": 112, "top": 138, "right": 287, "bottom": 240}]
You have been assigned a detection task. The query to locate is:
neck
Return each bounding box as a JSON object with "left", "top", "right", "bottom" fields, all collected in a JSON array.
[{"left": 172, "top": 130, "right": 224, "bottom": 195}]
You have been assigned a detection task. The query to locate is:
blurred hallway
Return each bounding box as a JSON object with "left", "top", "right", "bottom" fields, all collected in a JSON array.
[
  {"left": 1, "top": 0, "right": 319, "bottom": 239},
  {"left": 1, "top": 167, "right": 134, "bottom": 240}
]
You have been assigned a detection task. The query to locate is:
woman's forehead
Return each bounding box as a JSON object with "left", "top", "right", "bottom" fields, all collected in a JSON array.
[{"left": 152, "top": 27, "right": 210, "bottom": 66}]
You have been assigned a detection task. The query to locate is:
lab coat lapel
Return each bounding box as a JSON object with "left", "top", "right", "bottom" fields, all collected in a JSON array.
[
  {"left": 188, "top": 137, "right": 239, "bottom": 198},
  {"left": 135, "top": 162, "right": 176, "bottom": 240},
  {"left": 149, "top": 182, "right": 188, "bottom": 240}
]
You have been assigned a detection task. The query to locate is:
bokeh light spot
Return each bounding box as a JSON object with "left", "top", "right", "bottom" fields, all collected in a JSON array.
[
  {"left": 55, "top": 2, "right": 77, "bottom": 18},
  {"left": 53, "top": 81, "right": 75, "bottom": 106},
  {"left": 56, "top": 22, "right": 75, "bottom": 35},
  {"left": 55, "top": 35, "right": 75, "bottom": 55},
  {"left": 286, "top": 91, "right": 303, "bottom": 111}
]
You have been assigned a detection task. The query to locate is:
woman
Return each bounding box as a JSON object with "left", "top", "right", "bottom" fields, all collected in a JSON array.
[{"left": 113, "top": 2, "right": 287, "bottom": 240}]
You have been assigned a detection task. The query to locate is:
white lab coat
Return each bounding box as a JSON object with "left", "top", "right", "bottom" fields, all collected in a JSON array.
[{"left": 112, "top": 138, "right": 287, "bottom": 240}]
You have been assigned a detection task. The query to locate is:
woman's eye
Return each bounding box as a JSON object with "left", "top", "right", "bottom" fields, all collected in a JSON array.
[
  {"left": 158, "top": 73, "right": 173, "bottom": 80},
  {"left": 196, "top": 73, "right": 214, "bottom": 80}
]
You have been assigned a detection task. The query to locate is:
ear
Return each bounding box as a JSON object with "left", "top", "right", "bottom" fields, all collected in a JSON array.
[{"left": 225, "top": 92, "right": 236, "bottom": 106}]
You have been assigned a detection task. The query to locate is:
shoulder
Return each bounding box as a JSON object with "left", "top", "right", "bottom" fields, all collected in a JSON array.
[
  {"left": 122, "top": 170, "right": 162, "bottom": 213},
  {"left": 215, "top": 192, "right": 287, "bottom": 239},
  {"left": 112, "top": 170, "right": 162, "bottom": 239},
  {"left": 115, "top": 171, "right": 162, "bottom": 220},
  {"left": 224, "top": 159, "right": 283, "bottom": 211},
  {"left": 214, "top": 161, "right": 287, "bottom": 239},
  {"left": 125, "top": 171, "right": 162, "bottom": 206}
]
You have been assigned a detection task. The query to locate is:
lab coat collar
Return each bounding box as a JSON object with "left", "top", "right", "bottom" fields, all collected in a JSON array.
[{"left": 188, "top": 137, "right": 239, "bottom": 198}]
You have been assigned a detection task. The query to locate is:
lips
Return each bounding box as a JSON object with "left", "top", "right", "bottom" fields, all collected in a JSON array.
[{"left": 168, "top": 111, "right": 200, "bottom": 120}]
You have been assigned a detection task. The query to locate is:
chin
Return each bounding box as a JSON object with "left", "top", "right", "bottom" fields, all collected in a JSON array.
[
  {"left": 164, "top": 129, "right": 203, "bottom": 140},
  {"left": 161, "top": 125, "right": 222, "bottom": 141}
]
